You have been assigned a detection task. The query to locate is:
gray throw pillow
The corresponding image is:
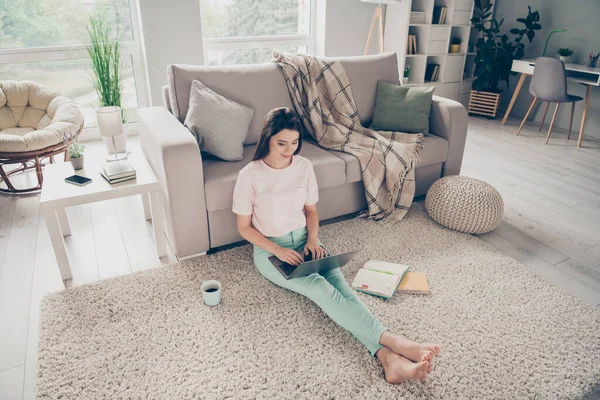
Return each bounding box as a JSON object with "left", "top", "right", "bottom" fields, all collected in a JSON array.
[
  {"left": 369, "top": 80, "right": 434, "bottom": 134},
  {"left": 184, "top": 80, "right": 254, "bottom": 161}
]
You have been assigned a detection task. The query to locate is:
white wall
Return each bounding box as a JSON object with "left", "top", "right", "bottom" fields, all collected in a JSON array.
[
  {"left": 138, "top": 0, "right": 384, "bottom": 106},
  {"left": 322, "top": 0, "right": 383, "bottom": 57},
  {"left": 137, "top": 0, "right": 205, "bottom": 107},
  {"left": 494, "top": 0, "right": 600, "bottom": 140}
]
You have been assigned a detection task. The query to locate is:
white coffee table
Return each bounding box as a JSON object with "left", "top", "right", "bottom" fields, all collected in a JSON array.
[{"left": 40, "top": 153, "right": 166, "bottom": 286}]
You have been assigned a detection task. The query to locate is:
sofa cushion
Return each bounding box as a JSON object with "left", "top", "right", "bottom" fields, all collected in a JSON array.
[
  {"left": 203, "top": 141, "right": 346, "bottom": 212},
  {"left": 369, "top": 81, "right": 435, "bottom": 134},
  {"left": 168, "top": 63, "right": 294, "bottom": 146},
  {"left": 327, "top": 134, "right": 449, "bottom": 184},
  {"left": 184, "top": 80, "right": 254, "bottom": 161},
  {"left": 167, "top": 53, "right": 400, "bottom": 145}
]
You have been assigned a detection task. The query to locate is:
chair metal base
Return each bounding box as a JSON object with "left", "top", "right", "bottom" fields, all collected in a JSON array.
[{"left": 0, "top": 144, "right": 69, "bottom": 194}]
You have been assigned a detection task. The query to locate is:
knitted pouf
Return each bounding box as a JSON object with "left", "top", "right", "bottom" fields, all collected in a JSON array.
[{"left": 425, "top": 175, "right": 504, "bottom": 234}]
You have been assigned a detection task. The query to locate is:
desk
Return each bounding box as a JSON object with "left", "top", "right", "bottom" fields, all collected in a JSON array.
[{"left": 502, "top": 59, "right": 600, "bottom": 147}]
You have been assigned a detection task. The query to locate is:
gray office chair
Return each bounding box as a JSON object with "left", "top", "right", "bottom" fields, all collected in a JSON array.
[{"left": 516, "top": 57, "right": 583, "bottom": 144}]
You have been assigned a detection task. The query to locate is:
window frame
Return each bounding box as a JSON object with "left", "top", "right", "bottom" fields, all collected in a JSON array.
[
  {"left": 201, "top": 1, "right": 317, "bottom": 65},
  {"left": 0, "top": 1, "right": 150, "bottom": 141}
]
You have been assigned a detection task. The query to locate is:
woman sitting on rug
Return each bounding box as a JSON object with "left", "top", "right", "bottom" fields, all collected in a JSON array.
[{"left": 232, "top": 107, "right": 440, "bottom": 383}]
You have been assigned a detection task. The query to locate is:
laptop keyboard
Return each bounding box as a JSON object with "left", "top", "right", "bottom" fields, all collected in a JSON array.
[{"left": 279, "top": 262, "right": 297, "bottom": 276}]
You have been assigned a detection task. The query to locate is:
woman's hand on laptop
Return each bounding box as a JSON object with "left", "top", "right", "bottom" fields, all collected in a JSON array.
[
  {"left": 273, "top": 247, "right": 304, "bottom": 266},
  {"left": 304, "top": 241, "right": 327, "bottom": 260}
]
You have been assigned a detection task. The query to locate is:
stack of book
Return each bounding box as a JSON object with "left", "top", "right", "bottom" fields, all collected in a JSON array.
[
  {"left": 407, "top": 34, "right": 418, "bottom": 54},
  {"left": 100, "top": 160, "right": 136, "bottom": 184},
  {"left": 433, "top": 6, "right": 448, "bottom": 24},
  {"left": 425, "top": 63, "right": 441, "bottom": 82},
  {"left": 409, "top": 11, "right": 425, "bottom": 24}
]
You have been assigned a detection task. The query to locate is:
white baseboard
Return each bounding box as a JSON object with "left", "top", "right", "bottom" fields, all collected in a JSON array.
[{"left": 177, "top": 251, "right": 207, "bottom": 262}]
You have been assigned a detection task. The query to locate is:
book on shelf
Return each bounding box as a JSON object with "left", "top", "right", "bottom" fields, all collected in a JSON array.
[
  {"left": 409, "top": 11, "right": 425, "bottom": 24},
  {"left": 425, "top": 63, "right": 440, "bottom": 82},
  {"left": 351, "top": 260, "right": 410, "bottom": 299},
  {"left": 396, "top": 272, "right": 431, "bottom": 295},
  {"left": 407, "top": 34, "right": 418, "bottom": 55},
  {"left": 433, "top": 6, "right": 447, "bottom": 24}
]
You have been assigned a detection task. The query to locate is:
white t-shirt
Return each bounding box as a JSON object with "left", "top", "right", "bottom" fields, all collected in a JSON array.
[{"left": 232, "top": 155, "right": 319, "bottom": 237}]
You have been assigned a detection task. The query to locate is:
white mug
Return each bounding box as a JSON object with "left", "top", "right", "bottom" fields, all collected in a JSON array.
[{"left": 201, "top": 280, "right": 222, "bottom": 306}]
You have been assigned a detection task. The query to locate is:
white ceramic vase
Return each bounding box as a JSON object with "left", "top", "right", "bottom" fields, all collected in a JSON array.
[{"left": 559, "top": 56, "right": 571, "bottom": 64}]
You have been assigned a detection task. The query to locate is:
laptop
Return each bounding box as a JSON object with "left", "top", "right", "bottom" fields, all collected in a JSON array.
[{"left": 269, "top": 249, "right": 359, "bottom": 280}]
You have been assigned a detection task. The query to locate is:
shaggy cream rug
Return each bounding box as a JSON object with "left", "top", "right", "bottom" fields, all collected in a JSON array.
[{"left": 37, "top": 203, "right": 600, "bottom": 399}]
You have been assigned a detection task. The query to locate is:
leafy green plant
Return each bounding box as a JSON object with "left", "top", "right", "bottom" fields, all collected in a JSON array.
[
  {"left": 451, "top": 37, "right": 462, "bottom": 45},
  {"left": 557, "top": 47, "right": 573, "bottom": 57},
  {"left": 63, "top": 132, "right": 85, "bottom": 159},
  {"left": 86, "top": 12, "right": 127, "bottom": 123},
  {"left": 404, "top": 65, "right": 410, "bottom": 78},
  {"left": 470, "top": 0, "right": 541, "bottom": 92}
]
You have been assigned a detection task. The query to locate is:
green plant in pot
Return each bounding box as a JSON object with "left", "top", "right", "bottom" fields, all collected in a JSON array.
[
  {"left": 557, "top": 48, "right": 574, "bottom": 64},
  {"left": 63, "top": 132, "right": 85, "bottom": 170},
  {"left": 450, "top": 37, "right": 461, "bottom": 53},
  {"left": 86, "top": 11, "right": 129, "bottom": 160},
  {"left": 469, "top": 0, "right": 541, "bottom": 117}
]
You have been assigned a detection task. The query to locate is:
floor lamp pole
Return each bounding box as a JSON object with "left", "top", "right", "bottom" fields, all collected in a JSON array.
[{"left": 364, "top": 4, "right": 384, "bottom": 55}]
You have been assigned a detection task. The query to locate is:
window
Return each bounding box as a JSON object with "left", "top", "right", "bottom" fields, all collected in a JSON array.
[
  {"left": 0, "top": 0, "right": 149, "bottom": 137},
  {"left": 200, "top": 0, "right": 314, "bottom": 66}
]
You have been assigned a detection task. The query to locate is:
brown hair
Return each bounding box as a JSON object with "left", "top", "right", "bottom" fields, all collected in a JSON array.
[{"left": 252, "top": 107, "right": 303, "bottom": 161}]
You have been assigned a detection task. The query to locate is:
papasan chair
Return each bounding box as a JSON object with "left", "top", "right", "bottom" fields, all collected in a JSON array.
[{"left": 0, "top": 80, "right": 84, "bottom": 193}]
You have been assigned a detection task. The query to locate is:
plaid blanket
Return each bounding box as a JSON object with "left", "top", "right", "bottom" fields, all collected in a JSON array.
[{"left": 272, "top": 51, "right": 423, "bottom": 224}]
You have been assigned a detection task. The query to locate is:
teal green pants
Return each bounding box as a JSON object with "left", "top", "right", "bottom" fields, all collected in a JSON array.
[{"left": 253, "top": 226, "right": 388, "bottom": 357}]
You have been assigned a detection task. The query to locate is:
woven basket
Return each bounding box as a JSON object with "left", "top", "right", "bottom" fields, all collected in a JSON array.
[{"left": 425, "top": 176, "right": 504, "bottom": 234}]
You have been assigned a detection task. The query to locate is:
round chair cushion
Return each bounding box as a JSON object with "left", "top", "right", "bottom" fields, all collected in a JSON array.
[
  {"left": 0, "top": 80, "right": 83, "bottom": 153},
  {"left": 425, "top": 175, "right": 504, "bottom": 234}
]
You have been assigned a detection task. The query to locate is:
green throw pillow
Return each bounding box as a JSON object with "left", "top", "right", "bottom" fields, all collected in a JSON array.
[{"left": 369, "top": 81, "right": 435, "bottom": 134}]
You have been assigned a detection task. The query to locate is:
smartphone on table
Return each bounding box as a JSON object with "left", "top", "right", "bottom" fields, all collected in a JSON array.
[{"left": 65, "top": 175, "right": 92, "bottom": 186}]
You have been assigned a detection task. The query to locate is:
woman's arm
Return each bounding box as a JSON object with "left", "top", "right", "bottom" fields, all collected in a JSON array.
[
  {"left": 237, "top": 215, "right": 304, "bottom": 265},
  {"left": 304, "top": 204, "right": 319, "bottom": 245},
  {"left": 237, "top": 215, "right": 280, "bottom": 254}
]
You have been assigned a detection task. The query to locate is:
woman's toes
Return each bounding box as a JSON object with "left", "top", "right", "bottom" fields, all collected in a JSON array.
[
  {"left": 427, "top": 363, "right": 433, "bottom": 373},
  {"left": 421, "top": 351, "right": 432, "bottom": 362}
]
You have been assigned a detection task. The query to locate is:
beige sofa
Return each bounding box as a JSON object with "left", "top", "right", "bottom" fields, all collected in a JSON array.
[{"left": 138, "top": 53, "right": 468, "bottom": 259}]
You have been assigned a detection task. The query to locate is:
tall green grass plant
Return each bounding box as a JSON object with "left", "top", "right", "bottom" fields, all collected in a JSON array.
[{"left": 86, "top": 12, "right": 127, "bottom": 123}]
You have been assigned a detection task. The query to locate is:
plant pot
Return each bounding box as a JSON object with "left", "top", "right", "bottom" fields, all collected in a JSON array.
[
  {"left": 70, "top": 155, "right": 84, "bottom": 170},
  {"left": 450, "top": 44, "right": 461, "bottom": 53},
  {"left": 559, "top": 56, "right": 571, "bottom": 64},
  {"left": 468, "top": 90, "right": 504, "bottom": 118},
  {"left": 402, "top": 77, "right": 409, "bottom": 85}
]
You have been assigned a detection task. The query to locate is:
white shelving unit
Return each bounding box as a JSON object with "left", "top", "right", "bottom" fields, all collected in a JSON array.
[{"left": 383, "top": 0, "right": 486, "bottom": 109}]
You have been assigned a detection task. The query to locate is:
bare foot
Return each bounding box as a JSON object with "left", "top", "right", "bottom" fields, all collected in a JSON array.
[
  {"left": 376, "top": 347, "right": 430, "bottom": 384},
  {"left": 380, "top": 331, "right": 441, "bottom": 363}
]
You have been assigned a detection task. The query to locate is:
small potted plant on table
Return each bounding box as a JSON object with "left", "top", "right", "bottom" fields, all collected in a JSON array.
[
  {"left": 63, "top": 132, "right": 85, "bottom": 170},
  {"left": 557, "top": 48, "right": 573, "bottom": 64}
]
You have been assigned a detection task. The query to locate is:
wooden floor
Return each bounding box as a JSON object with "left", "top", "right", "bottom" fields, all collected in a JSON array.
[{"left": 1, "top": 117, "right": 599, "bottom": 399}]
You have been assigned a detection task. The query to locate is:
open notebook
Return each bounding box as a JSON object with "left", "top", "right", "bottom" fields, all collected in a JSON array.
[{"left": 350, "top": 260, "right": 410, "bottom": 299}]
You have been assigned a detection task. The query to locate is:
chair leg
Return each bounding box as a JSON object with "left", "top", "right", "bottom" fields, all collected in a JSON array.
[
  {"left": 545, "top": 102, "right": 561, "bottom": 145},
  {"left": 517, "top": 97, "right": 538, "bottom": 136},
  {"left": 568, "top": 102, "right": 575, "bottom": 140},
  {"left": 539, "top": 102, "right": 550, "bottom": 131}
]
